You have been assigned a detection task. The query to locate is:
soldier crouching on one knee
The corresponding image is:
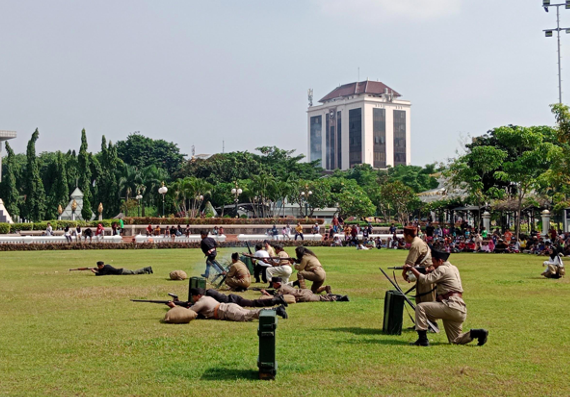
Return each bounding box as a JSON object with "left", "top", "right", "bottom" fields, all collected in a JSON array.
[{"left": 404, "top": 250, "right": 488, "bottom": 347}]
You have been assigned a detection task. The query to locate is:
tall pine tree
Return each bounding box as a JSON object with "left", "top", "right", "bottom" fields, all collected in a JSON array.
[
  {"left": 98, "top": 136, "right": 120, "bottom": 218},
  {"left": 3, "top": 142, "right": 20, "bottom": 217},
  {"left": 23, "top": 129, "right": 46, "bottom": 221},
  {"left": 78, "top": 129, "right": 92, "bottom": 220},
  {"left": 47, "top": 151, "right": 69, "bottom": 219}
]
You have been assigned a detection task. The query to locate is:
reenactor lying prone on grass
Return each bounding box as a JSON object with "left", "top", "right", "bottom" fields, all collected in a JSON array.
[
  {"left": 262, "top": 277, "right": 349, "bottom": 302},
  {"left": 167, "top": 288, "right": 287, "bottom": 322}
]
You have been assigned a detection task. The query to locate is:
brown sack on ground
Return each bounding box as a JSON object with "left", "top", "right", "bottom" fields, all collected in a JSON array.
[
  {"left": 164, "top": 306, "right": 198, "bottom": 323},
  {"left": 169, "top": 270, "right": 188, "bottom": 280},
  {"left": 282, "top": 294, "right": 296, "bottom": 304}
]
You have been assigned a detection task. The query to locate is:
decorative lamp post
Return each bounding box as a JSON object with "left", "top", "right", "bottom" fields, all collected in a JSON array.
[
  {"left": 136, "top": 193, "right": 143, "bottom": 217},
  {"left": 71, "top": 199, "right": 78, "bottom": 221},
  {"left": 158, "top": 182, "right": 168, "bottom": 218},
  {"left": 300, "top": 185, "right": 312, "bottom": 218},
  {"left": 196, "top": 194, "right": 204, "bottom": 218},
  {"left": 231, "top": 182, "right": 242, "bottom": 218},
  {"left": 98, "top": 203, "right": 103, "bottom": 221},
  {"left": 57, "top": 205, "right": 63, "bottom": 220}
]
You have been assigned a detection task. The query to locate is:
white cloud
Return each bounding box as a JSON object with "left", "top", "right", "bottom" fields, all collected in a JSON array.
[{"left": 314, "top": 0, "right": 461, "bottom": 22}]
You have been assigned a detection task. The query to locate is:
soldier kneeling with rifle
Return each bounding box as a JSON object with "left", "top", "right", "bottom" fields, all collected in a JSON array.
[{"left": 403, "top": 250, "right": 488, "bottom": 347}]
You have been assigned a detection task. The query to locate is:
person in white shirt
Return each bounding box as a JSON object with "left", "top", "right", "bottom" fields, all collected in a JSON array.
[
  {"left": 252, "top": 243, "right": 271, "bottom": 283},
  {"left": 45, "top": 222, "right": 53, "bottom": 236},
  {"left": 542, "top": 247, "right": 565, "bottom": 279}
]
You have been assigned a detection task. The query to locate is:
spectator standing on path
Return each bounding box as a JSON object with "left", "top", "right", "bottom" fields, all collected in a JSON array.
[{"left": 295, "top": 222, "right": 304, "bottom": 241}]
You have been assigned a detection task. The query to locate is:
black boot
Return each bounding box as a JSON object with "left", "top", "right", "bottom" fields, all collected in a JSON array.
[
  {"left": 277, "top": 295, "right": 288, "bottom": 307},
  {"left": 292, "top": 280, "right": 300, "bottom": 288},
  {"left": 274, "top": 305, "right": 288, "bottom": 319},
  {"left": 337, "top": 295, "right": 350, "bottom": 302},
  {"left": 410, "top": 330, "right": 429, "bottom": 346},
  {"left": 470, "top": 329, "right": 489, "bottom": 346}
]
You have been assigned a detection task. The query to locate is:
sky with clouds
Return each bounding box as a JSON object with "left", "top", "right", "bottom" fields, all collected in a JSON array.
[{"left": 0, "top": 0, "right": 567, "bottom": 166}]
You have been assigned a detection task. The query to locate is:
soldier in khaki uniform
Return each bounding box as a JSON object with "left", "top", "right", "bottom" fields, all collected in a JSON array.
[
  {"left": 225, "top": 252, "right": 252, "bottom": 291},
  {"left": 292, "top": 246, "right": 328, "bottom": 293},
  {"left": 402, "top": 226, "right": 436, "bottom": 304},
  {"left": 177, "top": 288, "right": 287, "bottom": 321},
  {"left": 404, "top": 250, "right": 489, "bottom": 347},
  {"left": 263, "top": 277, "right": 349, "bottom": 302}
]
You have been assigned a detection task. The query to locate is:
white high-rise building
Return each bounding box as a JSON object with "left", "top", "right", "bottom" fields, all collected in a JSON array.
[{"left": 307, "top": 80, "right": 411, "bottom": 170}]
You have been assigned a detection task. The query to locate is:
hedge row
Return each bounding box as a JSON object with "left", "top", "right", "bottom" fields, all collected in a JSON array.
[
  {"left": 6, "top": 220, "right": 114, "bottom": 233},
  {"left": 0, "top": 240, "right": 329, "bottom": 251},
  {"left": 122, "top": 217, "right": 325, "bottom": 226},
  {"left": 343, "top": 221, "right": 403, "bottom": 227}
]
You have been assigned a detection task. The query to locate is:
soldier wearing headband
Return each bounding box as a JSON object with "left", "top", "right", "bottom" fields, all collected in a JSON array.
[
  {"left": 402, "top": 226, "right": 436, "bottom": 305},
  {"left": 403, "top": 250, "right": 489, "bottom": 347}
]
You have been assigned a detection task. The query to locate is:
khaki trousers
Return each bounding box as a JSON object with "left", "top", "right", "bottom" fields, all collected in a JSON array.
[
  {"left": 225, "top": 276, "right": 251, "bottom": 290},
  {"left": 416, "top": 302, "right": 473, "bottom": 344},
  {"left": 218, "top": 303, "right": 262, "bottom": 322},
  {"left": 266, "top": 265, "right": 292, "bottom": 284},
  {"left": 298, "top": 267, "right": 326, "bottom": 293}
]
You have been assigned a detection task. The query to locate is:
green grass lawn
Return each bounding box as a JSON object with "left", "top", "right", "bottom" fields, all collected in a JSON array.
[{"left": 0, "top": 247, "right": 568, "bottom": 397}]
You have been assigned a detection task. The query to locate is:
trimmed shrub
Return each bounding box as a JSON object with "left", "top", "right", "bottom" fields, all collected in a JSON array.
[{"left": 0, "top": 224, "right": 10, "bottom": 234}]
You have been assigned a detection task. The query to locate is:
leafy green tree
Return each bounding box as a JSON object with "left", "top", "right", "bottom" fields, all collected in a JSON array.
[
  {"left": 116, "top": 133, "right": 186, "bottom": 175},
  {"left": 23, "top": 129, "right": 46, "bottom": 221},
  {"left": 493, "top": 125, "right": 560, "bottom": 238},
  {"left": 387, "top": 164, "right": 440, "bottom": 193},
  {"left": 379, "top": 181, "right": 422, "bottom": 224},
  {"left": 78, "top": 129, "right": 92, "bottom": 220},
  {"left": 2, "top": 142, "right": 20, "bottom": 217},
  {"left": 97, "top": 136, "right": 120, "bottom": 217}
]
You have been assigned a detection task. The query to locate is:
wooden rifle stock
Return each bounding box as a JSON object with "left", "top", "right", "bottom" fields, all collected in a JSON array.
[{"left": 69, "top": 267, "right": 95, "bottom": 271}]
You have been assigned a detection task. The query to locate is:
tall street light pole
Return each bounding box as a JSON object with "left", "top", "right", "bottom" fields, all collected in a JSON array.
[
  {"left": 158, "top": 182, "right": 168, "bottom": 218},
  {"left": 543, "top": 0, "right": 570, "bottom": 103}
]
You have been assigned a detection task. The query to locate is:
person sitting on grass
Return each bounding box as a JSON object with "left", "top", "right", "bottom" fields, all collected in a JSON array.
[
  {"left": 91, "top": 261, "right": 153, "bottom": 276},
  {"left": 174, "top": 288, "right": 287, "bottom": 321},
  {"left": 542, "top": 247, "right": 565, "bottom": 279}
]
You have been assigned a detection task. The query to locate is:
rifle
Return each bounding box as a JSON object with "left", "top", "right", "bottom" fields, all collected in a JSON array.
[
  {"left": 69, "top": 267, "right": 96, "bottom": 271},
  {"left": 241, "top": 253, "right": 295, "bottom": 262},
  {"left": 379, "top": 267, "right": 440, "bottom": 333},
  {"left": 131, "top": 299, "right": 190, "bottom": 307},
  {"left": 388, "top": 266, "right": 429, "bottom": 274}
]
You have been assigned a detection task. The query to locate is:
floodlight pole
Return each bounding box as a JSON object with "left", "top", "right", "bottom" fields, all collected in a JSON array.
[{"left": 543, "top": 2, "right": 570, "bottom": 103}]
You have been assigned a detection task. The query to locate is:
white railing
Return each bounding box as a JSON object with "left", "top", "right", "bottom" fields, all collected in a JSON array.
[
  {"left": 0, "top": 235, "right": 123, "bottom": 244},
  {"left": 237, "top": 234, "right": 323, "bottom": 242},
  {"left": 134, "top": 234, "right": 227, "bottom": 244}
]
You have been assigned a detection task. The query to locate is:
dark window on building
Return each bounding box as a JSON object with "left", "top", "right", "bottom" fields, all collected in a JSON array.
[
  {"left": 393, "top": 110, "right": 406, "bottom": 165},
  {"left": 337, "top": 111, "right": 342, "bottom": 169},
  {"left": 310, "top": 116, "right": 322, "bottom": 166},
  {"left": 373, "top": 108, "right": 386, "bottom": 168},
  {"left": 349, "top": 108, "right": 362, "bottom": 167},
  {"left": 326, "top": 115, "right": 330, "bottom": 169},
  {"left": 325, "top": 110, "right": 337, "bottom": 170}
]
